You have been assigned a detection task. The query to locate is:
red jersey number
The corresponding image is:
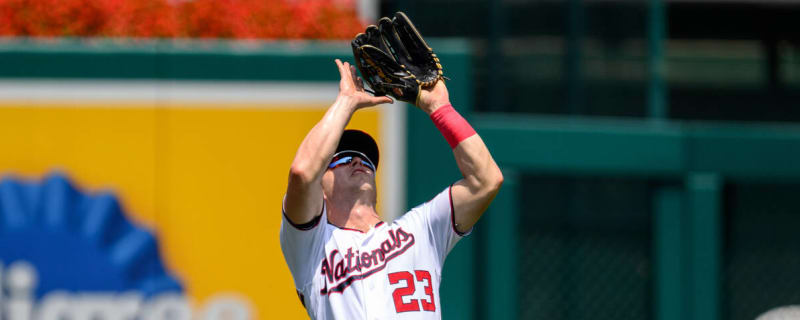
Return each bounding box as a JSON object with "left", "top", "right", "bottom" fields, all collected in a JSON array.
[{"left": 388, "top": 270, "right": 436, "bottom": 313}]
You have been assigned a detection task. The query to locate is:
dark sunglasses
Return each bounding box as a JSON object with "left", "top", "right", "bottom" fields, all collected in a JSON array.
[{"left": 328, "top": 151, "right": 376, "bottom": 171}]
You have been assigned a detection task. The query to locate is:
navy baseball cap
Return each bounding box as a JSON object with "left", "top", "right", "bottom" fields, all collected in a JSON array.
[{"left": 336, "top": 129, "right": 379, "bottom": 170}]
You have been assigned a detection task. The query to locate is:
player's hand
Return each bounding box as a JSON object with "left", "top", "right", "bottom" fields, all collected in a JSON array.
[
  {"left": 416, "top": 80, "right": 451, "bottom": 115},
  {"left": 335, "top": 59, "right": 393, "bottom": 109}
]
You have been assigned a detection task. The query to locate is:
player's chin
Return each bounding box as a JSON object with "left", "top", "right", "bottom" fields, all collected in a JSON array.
[
  {"left": 344, "top": 175, "right": 373, "bottom": 186},
  {"left": 356, "top": 178, "right": 376, "bottom": 189}
]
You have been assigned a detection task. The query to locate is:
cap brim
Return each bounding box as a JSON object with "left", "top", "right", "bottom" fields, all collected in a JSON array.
[{"left": 336, "top": 130, "right": 379, "bottom": 169}]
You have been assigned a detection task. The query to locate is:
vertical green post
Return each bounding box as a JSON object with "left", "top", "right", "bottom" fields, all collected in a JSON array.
[
  {"left": 566, "top": 0, "right": 585, "bottom": 114},
  {"left": 486, "top": 168, "right": 518, "bottom": 319},
  {"left": 654, "top": 187, "right": 685, "bottom": 320},
  {"left": 647, "top": 0, "right": 667, "bottom": 119},
  {"left": 687, "top": 173, "right": 721, "bottom": 320},
  {"left": 487, "top": 0, "right": 506, "bottom": 112},
  {"left": 397, "top": 0, "right": 416, "bottom": 24}
]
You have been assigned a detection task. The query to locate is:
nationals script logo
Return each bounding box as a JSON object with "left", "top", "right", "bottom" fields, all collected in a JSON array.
[{"left": 319, "top": 228, "right": 415, "bottom": 295}]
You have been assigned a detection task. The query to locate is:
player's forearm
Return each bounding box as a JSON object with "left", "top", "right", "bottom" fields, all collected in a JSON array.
[
  {"left": 430, "top": 104, "right": 502, "bottom": 233},
  {"left": 290, "top": 95, "right": 359, "bottom": 183},
  {"left": 450, "top": 135, "right": 503, "bottom": 232},
  {"left": 427, "top": 102, "right": 503, "bottom": 194},
  {"left": 453, "top": 136, "right": 503, "bottom": 194}
]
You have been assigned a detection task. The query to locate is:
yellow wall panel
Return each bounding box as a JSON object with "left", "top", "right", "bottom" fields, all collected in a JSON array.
[
  {"left": 0, "top": 103, "right": 381, "bottom": 319},
  {"left": 0, "top": 105, "right": 158, "bottom": 227}
]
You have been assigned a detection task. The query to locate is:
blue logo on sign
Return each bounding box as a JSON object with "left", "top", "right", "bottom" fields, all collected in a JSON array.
[
  {"left": 0, "top": 172, "right": 182, "bottom": 296},
  {"left": 0, "top": 172, "right": 187, "bottom": 319}
]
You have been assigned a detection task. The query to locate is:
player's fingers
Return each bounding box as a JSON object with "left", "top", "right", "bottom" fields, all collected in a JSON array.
[
  {"left": 349, "top": 66, "right": 368, "bottom": 92},
  {"left": 373, "top": 95, "right": 393, "bottom": 104},
  {"left": 349, "top": 65, "right": 361, "bottom": 88},
  {"left": 356, "top": 77, "right": 365, "bottom": 91},
  {"left": 335, "top": 59, "right": 350, "bottom": 80}
]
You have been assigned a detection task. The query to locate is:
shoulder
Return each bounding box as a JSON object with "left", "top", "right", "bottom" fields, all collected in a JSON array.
[
  {"left": 392, "top": 205, "right": 424, "bottom": 229},
  {"left": 394, "top": 186, "right": 453, "bottom": 222}
]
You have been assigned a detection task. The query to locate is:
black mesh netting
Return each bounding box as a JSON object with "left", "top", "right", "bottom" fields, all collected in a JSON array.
[
  {"left": 516, "top": 175, "right": 652, "bottom": 320},
  {"left": 724, "top": 183, "right": 800, "bottom": 320}
]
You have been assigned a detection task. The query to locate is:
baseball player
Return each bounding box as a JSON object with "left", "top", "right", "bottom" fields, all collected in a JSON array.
[
  {"left": 280, "top": 58, "right": 502, "bottom": 319},
  {"left": 281, "top": 13, "right": 502, "bottom": 320}
]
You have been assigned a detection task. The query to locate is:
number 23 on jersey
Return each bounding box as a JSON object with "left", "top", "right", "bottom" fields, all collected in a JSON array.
[{"left": 388, "top": 270, "right": 436, "bottom": 313}]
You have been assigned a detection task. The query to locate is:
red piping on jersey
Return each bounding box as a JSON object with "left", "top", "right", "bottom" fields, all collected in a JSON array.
[
  {"left": 328, "top": 221, "right": 385, "bottom": 233},
  {"left": 449, "top": 185, "right": 467, "bottom": 236}
]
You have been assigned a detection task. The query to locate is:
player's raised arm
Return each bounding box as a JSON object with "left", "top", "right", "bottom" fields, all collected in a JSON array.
[
  {"left": 284, "top": 59, "right": 392, "bottom": 226},
  {"left": 350, "top": 11, "right": 501, "bottom": 234},
  {"left": 416, "top": 81, "right": 504, "bottom": 234}
]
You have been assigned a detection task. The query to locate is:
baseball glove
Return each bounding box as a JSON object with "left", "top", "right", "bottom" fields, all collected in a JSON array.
[{"left": 351, "top": 12, "right": 445, "bottom": 104}]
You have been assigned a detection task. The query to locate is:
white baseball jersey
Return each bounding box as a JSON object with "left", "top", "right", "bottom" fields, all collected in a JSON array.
[{"left": 280, "top": 186, "right": 468, "bottom": 320}]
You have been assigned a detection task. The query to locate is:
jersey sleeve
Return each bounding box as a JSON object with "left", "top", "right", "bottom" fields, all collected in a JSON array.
[
  {"left": 401, "top": 185, "right": 471, "bottom": 266},
  {"left": 279, "top": 195, "right": 328, "bottom": 289}
]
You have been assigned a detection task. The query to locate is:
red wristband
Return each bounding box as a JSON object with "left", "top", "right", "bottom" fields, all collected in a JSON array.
[{"left": 429, "top": 104, "right": 476, "bottom": 149}]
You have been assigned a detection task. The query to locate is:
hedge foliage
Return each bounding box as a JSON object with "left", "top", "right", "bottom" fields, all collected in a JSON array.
[{"left": 0, "top": 0, "right": 365, "bottom": 39}]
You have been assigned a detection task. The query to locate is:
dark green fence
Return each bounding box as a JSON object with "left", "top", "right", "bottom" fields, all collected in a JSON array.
[
  {"left": 395, "top": 1, "right": 800, "bottom": 317},
  {"left": 411, "top": 109, "right": 800, "bottom": 320}
]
